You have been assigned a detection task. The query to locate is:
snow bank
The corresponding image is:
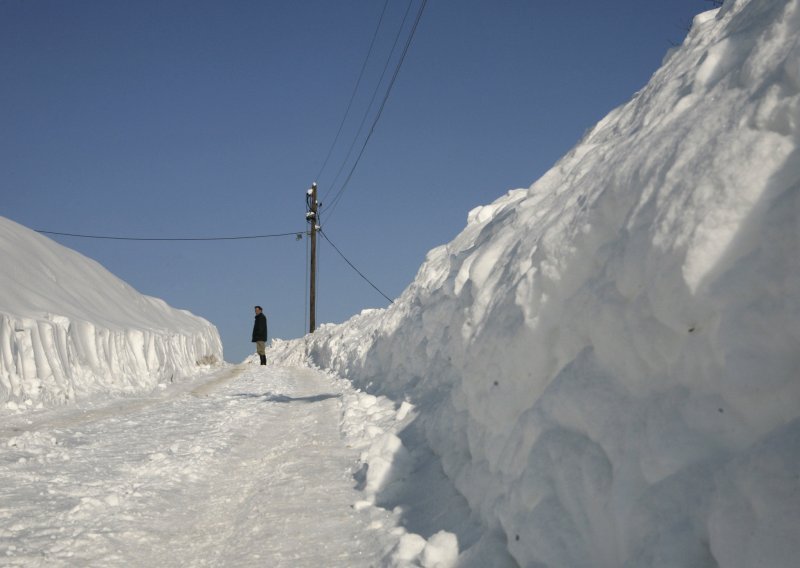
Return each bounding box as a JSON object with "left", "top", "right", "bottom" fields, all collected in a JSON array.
[
  {"left": 271, "top": 0, "right": 800, "bottom": 565},
  {"left": 0, "top": 217, "right": 222, "bottom": 408}
]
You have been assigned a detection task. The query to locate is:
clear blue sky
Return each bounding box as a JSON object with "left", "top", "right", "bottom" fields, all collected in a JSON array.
[{"left": 1, "top": 0, "right": 711, "bottom": 363}]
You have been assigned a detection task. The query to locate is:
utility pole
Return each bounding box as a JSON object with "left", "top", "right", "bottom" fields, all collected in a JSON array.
[{"left": 306, "top": 183, "right": 319, "bottom": 333}]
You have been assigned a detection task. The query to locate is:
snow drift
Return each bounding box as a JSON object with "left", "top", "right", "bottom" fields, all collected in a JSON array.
[
  {"left": 0, "top": 217, "right": 223, "bottom": 409},
  {"left": 271, "top": 1, "right": 800, "bottom": 566}
]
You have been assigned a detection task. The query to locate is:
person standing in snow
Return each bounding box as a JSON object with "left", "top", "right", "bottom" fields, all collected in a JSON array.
[{"left": 252, "top": 305, "right": 268, "bottom": 365}]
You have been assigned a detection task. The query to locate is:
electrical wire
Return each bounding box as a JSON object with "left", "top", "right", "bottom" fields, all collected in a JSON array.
[
  {"left": 321, "top": 0, "right": 415, "bottom": 203},
  {"left": 324, "top": 0, "right": 428, "bottom": 221},
  {"left": 35, "top": 230, "right": 303, "bottom": 241},
  {"left": 319, "top": 229, "right": 394, "bottom": 304},
  {"left": 315, "top": 0, "right": 391, "bottom": 183}
]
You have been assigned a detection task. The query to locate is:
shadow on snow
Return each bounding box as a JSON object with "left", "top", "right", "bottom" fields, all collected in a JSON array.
[{"left": 230, "top": 392, "right": 341, "bottom": 404}]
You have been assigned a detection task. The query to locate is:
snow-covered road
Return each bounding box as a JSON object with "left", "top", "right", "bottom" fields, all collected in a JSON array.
[{"left": 0, "top": 365, "right": 396, "bottom": 567}]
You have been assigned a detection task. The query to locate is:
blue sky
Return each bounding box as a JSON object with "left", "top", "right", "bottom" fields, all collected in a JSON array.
[{"left": 2, "top": 0, "right": 711, "bottom": 363}]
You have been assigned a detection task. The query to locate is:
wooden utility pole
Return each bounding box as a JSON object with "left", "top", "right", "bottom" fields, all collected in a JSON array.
[{"left": 306, "top": 183, "right": 319, "bottom": 333}]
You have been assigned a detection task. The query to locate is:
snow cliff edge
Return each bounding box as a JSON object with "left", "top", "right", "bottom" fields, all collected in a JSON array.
[{"left": 0, "top": 217, "right": 223, "bottom": 408}]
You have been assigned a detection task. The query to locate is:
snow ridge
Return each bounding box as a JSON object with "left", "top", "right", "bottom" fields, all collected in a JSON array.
[
  {"left": 0, "top": 217, "right": 223, "bottom": 408},
  {"left": 271, "top": 1, "right": 800, "bottom": 566}
]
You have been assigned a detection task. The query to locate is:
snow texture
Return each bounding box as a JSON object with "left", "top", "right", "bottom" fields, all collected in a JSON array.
[
  {"left": 270, "top": 1, "right": 800, "bottom": 565},
  {"left": 0, "top": 217, "right": 223, "bottom": 408},
  {"left": 0, "top": 365, "right": 402, "bottom": 566}
]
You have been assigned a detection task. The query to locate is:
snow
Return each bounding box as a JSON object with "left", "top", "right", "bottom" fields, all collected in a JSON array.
[
  {"left": 268, "top": 1, "right": 800, "bottom": 565},
  {"left": 2, "top": 0, "right": 799, "bottom": 565},
  {"left": 0, "top": 217, "right": 223, "bottom": 407},
  {"left": 0, "top": 365, "right": 404, "bottom": 566}
]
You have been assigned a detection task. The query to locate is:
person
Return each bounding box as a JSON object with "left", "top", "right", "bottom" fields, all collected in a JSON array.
[{"left": 252, "top": 305, "right": 268, "bottom": 365}]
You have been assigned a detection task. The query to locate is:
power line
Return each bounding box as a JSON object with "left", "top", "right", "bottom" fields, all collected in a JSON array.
[
  {"left": 321, "top": 0, "right": 415, "bottom": 203},
  {"left": 319, "top": 229, "right": 394, "bottom": 304},
  {"left": 324, "top": 0, "right": 428, "bottom": 221},
  {"left": 315, "top": 0, "right": 391, "bottom": 183},
  {"left": 35, "top": 230, "right": 304, "bottom": 241}
]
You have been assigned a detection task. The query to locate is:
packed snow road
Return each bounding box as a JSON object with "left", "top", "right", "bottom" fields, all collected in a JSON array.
[{"left": 0, "top": 364, "right": 397, "bottom": 567}]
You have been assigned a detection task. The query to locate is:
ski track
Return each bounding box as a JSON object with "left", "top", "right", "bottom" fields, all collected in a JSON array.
[{"left": 0, "top": 365, "right": 393, "bottom": 567}]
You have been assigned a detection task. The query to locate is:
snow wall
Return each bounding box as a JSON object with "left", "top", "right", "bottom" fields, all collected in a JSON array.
[
  {"left": 272, "top": 1, "right": 800, "bottom": 566},
  {"left": 0, "top": 217, "right": 223, "bottom": 409}
]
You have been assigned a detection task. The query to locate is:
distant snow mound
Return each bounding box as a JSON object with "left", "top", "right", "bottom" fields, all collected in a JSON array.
[
  {"left": 272, "top": 1, "right": 800, "bottom": 566},
  {"left": 0, "top": 217, "right": 223, "bottom": 409}
]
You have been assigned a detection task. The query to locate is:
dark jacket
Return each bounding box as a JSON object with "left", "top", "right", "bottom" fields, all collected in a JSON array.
[{"left": 252, "top": 313, "right": 268, "bottom": 342}]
